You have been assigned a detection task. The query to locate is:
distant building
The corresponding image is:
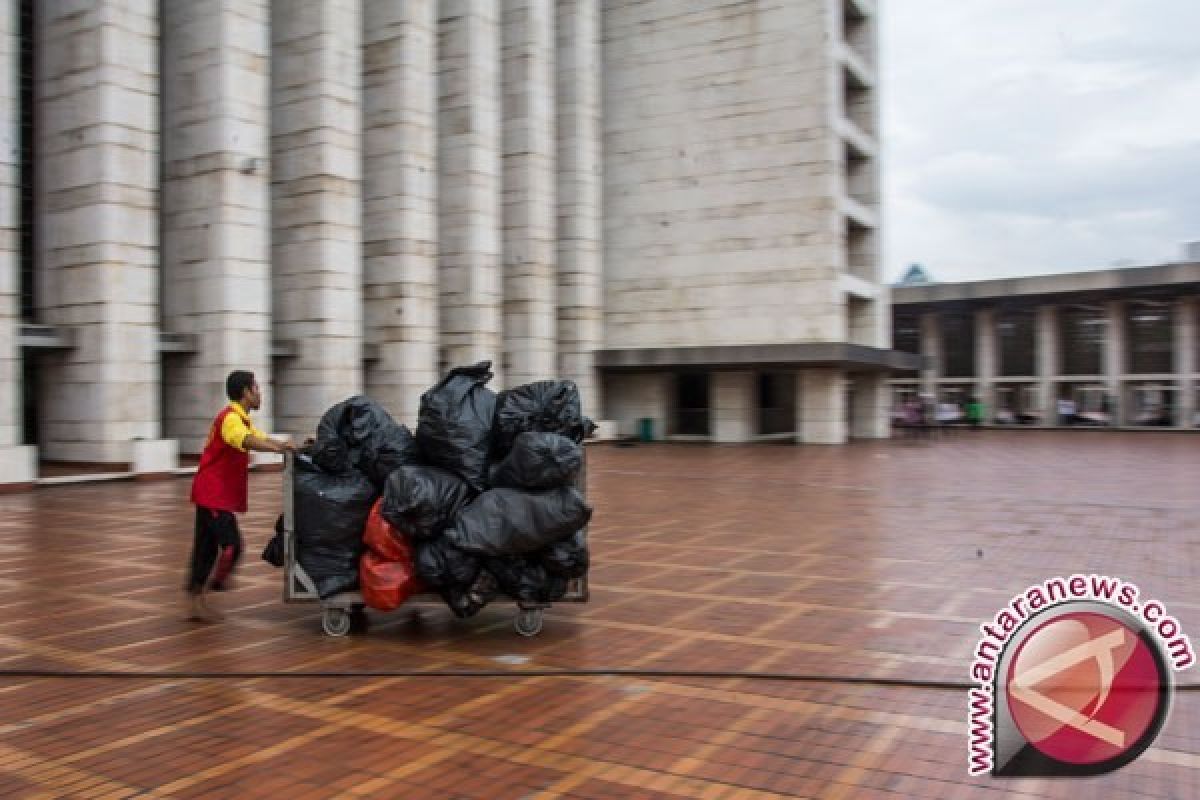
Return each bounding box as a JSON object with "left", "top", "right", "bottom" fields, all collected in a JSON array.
[{"left": 890, "top": 261, "right": 1200, "bottom": 429}]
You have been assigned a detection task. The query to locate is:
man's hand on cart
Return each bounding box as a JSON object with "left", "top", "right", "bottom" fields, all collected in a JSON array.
[{"left": 244, "top": 433, "right": 295, "bottom": 455}]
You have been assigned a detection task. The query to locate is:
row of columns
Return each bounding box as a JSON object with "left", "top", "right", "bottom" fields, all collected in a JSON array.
[
  {"left": 915, "top": 299, "right": 1198, "bottom": 427},
  {"left": 1, "top": 0, "right": 603, "bottom": 465}
]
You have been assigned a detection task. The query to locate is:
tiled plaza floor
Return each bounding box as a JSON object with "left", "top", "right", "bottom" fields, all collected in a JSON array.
[{"left": 1, "top": 431, "right": 1198, "bottom": 798}]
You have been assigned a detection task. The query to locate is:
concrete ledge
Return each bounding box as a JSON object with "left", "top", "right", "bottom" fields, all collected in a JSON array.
[
  {"left": 133, "top": 439, "right": 179, "bottom": 475},
  {"left": 590, "top": 420, "right": 618, "bottom": 441},
  {"left": 894, "top": 260, "right": 1200, "bottom": 307},
  {"left": 38, "top": 472, "right": 132, "bottom": 487},
  {"left": 0, "top": 446, "right": 37, "bottom": 486}
]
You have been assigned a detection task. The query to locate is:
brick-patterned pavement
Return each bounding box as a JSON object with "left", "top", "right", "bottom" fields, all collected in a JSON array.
[{"left": 0, "top": 431, "right": 1198, "bottom": 798}]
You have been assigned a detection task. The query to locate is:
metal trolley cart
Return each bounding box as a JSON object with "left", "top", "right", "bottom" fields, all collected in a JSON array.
[{"left": 281, "top": 452, "right": 588, "bottom": 638}]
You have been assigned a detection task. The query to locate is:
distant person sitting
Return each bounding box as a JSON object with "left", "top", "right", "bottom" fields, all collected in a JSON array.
[{"left": 1057, "top": 397, "right": 1076, "bottom": 426}]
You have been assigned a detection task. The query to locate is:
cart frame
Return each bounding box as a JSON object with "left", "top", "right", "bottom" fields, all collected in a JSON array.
[{"left": 281, "top": 452, "right": 588, "bottom": 637}]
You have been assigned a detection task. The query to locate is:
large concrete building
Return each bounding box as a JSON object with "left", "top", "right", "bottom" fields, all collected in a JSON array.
[
  {"left": 891, "top": 261, "right": 1200, "bottom": 429},
  {"left": 1, "top": 0, "right": 908, "bottom": 488}
]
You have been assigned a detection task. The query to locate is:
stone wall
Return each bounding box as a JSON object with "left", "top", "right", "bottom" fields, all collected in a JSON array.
[{"left": 602, "top": 0, "right": 844, "bottom": 349}]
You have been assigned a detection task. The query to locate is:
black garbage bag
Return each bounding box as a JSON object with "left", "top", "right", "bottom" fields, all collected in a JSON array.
[
  {"left": 444, "top": 487, "right": 592, "bottom": 557},
  {"left": 416, "top": 362, "right": 497, "bottom": 492},
  {"left": 492, "top": 380, "right": 595, "bottom": 455},
  {"left": 261, "top": 514, "right": 285, "bottom": 568},
  {"left": 538, "top": 530, "right": 589, "bottom": 579},
  {"left": 382, "top": 465, "right": 473, "bottom": 541},
  {"left": 441, "top": 570, "right": 499, "bottom": 619},
  {"left": 485, "top": 557, "right": 569, "bottom": 604},
  {"left": 488, "top": 432, "right": 582, "bottom": 490},
  {"left": 414, "top": 537, "right": 481, "bottom": 590},
  {"left": 312, "top": 396, "right": 421, "bottom": 487},
  {"left": 293, "top": 456, "right": 377, "bottom": 599}
]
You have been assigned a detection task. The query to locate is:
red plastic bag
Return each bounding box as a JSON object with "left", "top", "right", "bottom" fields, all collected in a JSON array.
[
  {"left": 360, "top": 501, "right": 423, "bottom": 611},
  {"left": 360, "top": 550, "right": 421, "bottom": 611},
  {"left": 363, "top": 498, "right": 409, "bottom": 562}
]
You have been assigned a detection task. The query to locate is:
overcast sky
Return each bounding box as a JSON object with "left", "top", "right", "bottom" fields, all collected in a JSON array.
[{"left": 880, "top": 0, "right": 1200, "bottom": 283}]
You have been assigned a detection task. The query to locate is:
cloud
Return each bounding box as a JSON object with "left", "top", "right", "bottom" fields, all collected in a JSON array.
[{"left": 882, "top": 0, "right": 1200, "bottom": 281}]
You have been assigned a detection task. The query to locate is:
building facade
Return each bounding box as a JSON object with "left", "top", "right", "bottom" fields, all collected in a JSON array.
[
  {"left": 891, "top": 262, "right": 1200, "bottom": 429},
  {"left": 1, "top": 0, "right": 905, "bottom": 487}
]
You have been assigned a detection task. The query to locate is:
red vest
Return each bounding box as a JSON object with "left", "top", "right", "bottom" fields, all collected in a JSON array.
[{"left": 190, "top": 406, "right": 250, "bottom": 513}]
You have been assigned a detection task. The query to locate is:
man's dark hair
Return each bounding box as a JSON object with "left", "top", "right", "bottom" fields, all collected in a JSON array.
[{"left": 226, "top": 371, "right": 256, "bottom": 402}]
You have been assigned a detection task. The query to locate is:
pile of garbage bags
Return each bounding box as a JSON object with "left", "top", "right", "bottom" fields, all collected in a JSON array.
[{"left": 264, "top": 361, "right": 593, "bottom": 618}]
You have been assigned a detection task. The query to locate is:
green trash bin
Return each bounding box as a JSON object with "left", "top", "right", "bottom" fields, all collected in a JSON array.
[{"left": 637, "top": 417, "right": 655, "bottom": 442}]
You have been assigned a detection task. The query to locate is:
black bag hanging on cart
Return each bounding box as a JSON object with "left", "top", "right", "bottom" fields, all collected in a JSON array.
[
  {"left": 492, "top": 380, "right": 596, "bottom": 456},
  {"left": 261, "top": 514, "right": 285, "bottom": 568},
  {"left": 381, "top": 465, "right": 473, "bottom": 541},
  {"left": 311, "top": 396, "right": 421, "bottom": 488},
  {"left": 414, "top": 537, "right": 482, "bottom": 589},
  {"left": 444, "top": 486, "right": 592, "bottom": 557},
  {"left": 415, "top": 362, "right": 497, "bottom": 492},
  {"left": 487, "top": 432, "right": 582, "bottom": 490},
  {"left": 537, "top": 530, "right": 589, "bottom": 579},
  {"left": 485, "top": 557, "right": 569, "bottom": 604},
  {"left": 293, "top": 456, "right": 377, "bottom": 599}
]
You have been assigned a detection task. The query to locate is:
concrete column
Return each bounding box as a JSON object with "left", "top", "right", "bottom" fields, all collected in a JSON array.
[
  {"left": 162, "top": 0, "right": 271, "bottom": 454},
  {"left": 797, "top": 368, "right": 846, "bottom": 444},
  {"left": 438, "top": 1, "right": 503, "bottom": 383},
  {"left": 555, "top": 0, "right": 602, "bottom": 417},
  {"left": 35, "top": 0, "right": 172, "bottom": 465},
  {"left": 502, "top": 0, "right": 556, "bottom": 387},
  {"left": 363, "top": 0, "right": 438, "bottom": 425},
  {"left": 1175, "top": 296, "right": 1196, "bottom": 428},
  {"left": 604, "top": 372, "right": 668, "bottom": 439},
  {"left": 1035, "top": 305, "right": 1058, "bottom": 426},
  {"left": 975, "top": 308, "right": 996, "bottom": 422},
  {"left": 271, "top": 0, "right": 363, "bottom": 437},
  {"left": 0, "top": 2, "right": 33, "bottom": 485},
  {"left": 851, "top": 373, "right": 889, "bottom": 438},
  {"left": 1105, "top": 300, "right": 1125, "bottom": 424},
  {"left": 711, "top": 371, "right": 755, "bottom": 443},
  {"left": 918, "top": 312, "right": 940, "bottom": 398}
]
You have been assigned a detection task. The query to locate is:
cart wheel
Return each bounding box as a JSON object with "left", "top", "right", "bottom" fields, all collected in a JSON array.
[
  {"left": 350, "top": 607, "right": 369, "bottom": 633},
  {"left": 515, "top": 608, "right": 543, "bottom": 637},
  {"left": 322, "top": 608, "right": 352, "bottom": 637}
]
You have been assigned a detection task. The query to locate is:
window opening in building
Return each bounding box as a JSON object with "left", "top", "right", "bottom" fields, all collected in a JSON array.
[
  {"left": 939, "top": 312, "right": 975, "bottom": 378},
  {"left": 673, "top": 373, "right": 710, "bottom": 436},
  {"left": 1126, "top": 301, "right": 1173, "bottom": 375},
  {"left": 19, "top": 0, "right": 35, "bottom": 322},
  {"left": 997, "top": 309, "right": 1036, "bottom": 377},
  {"left": 1058, "top": 306, "right": 1106, "bottom": 376},
  {"left": 757, "top": 372, "right": 795, "bottom": 435},
  {"left": 891, "top": 313, "right": 919, "bottom": 380}
]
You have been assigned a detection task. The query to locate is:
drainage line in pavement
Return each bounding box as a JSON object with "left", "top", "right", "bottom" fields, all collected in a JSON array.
[
  {"left": 4, "top": 669, "right": 1197, "bottom": 690},
  {"left": 0, "top": 669, "right": 970, "bottom": 688}
]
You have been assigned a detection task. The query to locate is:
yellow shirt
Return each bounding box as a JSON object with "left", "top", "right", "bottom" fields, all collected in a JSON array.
[{"left": 220, "top": 402, "right": 267, "bottom": 452}]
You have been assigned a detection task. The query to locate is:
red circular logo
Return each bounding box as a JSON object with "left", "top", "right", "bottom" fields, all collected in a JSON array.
[{"left": 1006, "top": 611, "right": 1165, "bottom": 766}]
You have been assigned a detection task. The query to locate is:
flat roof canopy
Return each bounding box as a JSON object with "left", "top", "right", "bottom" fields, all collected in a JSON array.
[
  {"left": 893, "top": 261, "right": 1200, "bottom": 313},
  {"left": 596, "top": 343, "right": 924, "bottom": 372}
]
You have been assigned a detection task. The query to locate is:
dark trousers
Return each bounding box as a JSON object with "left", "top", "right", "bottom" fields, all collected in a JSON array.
[{"left": 187, "top": 507, "right": 244, "bottom": 593}]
